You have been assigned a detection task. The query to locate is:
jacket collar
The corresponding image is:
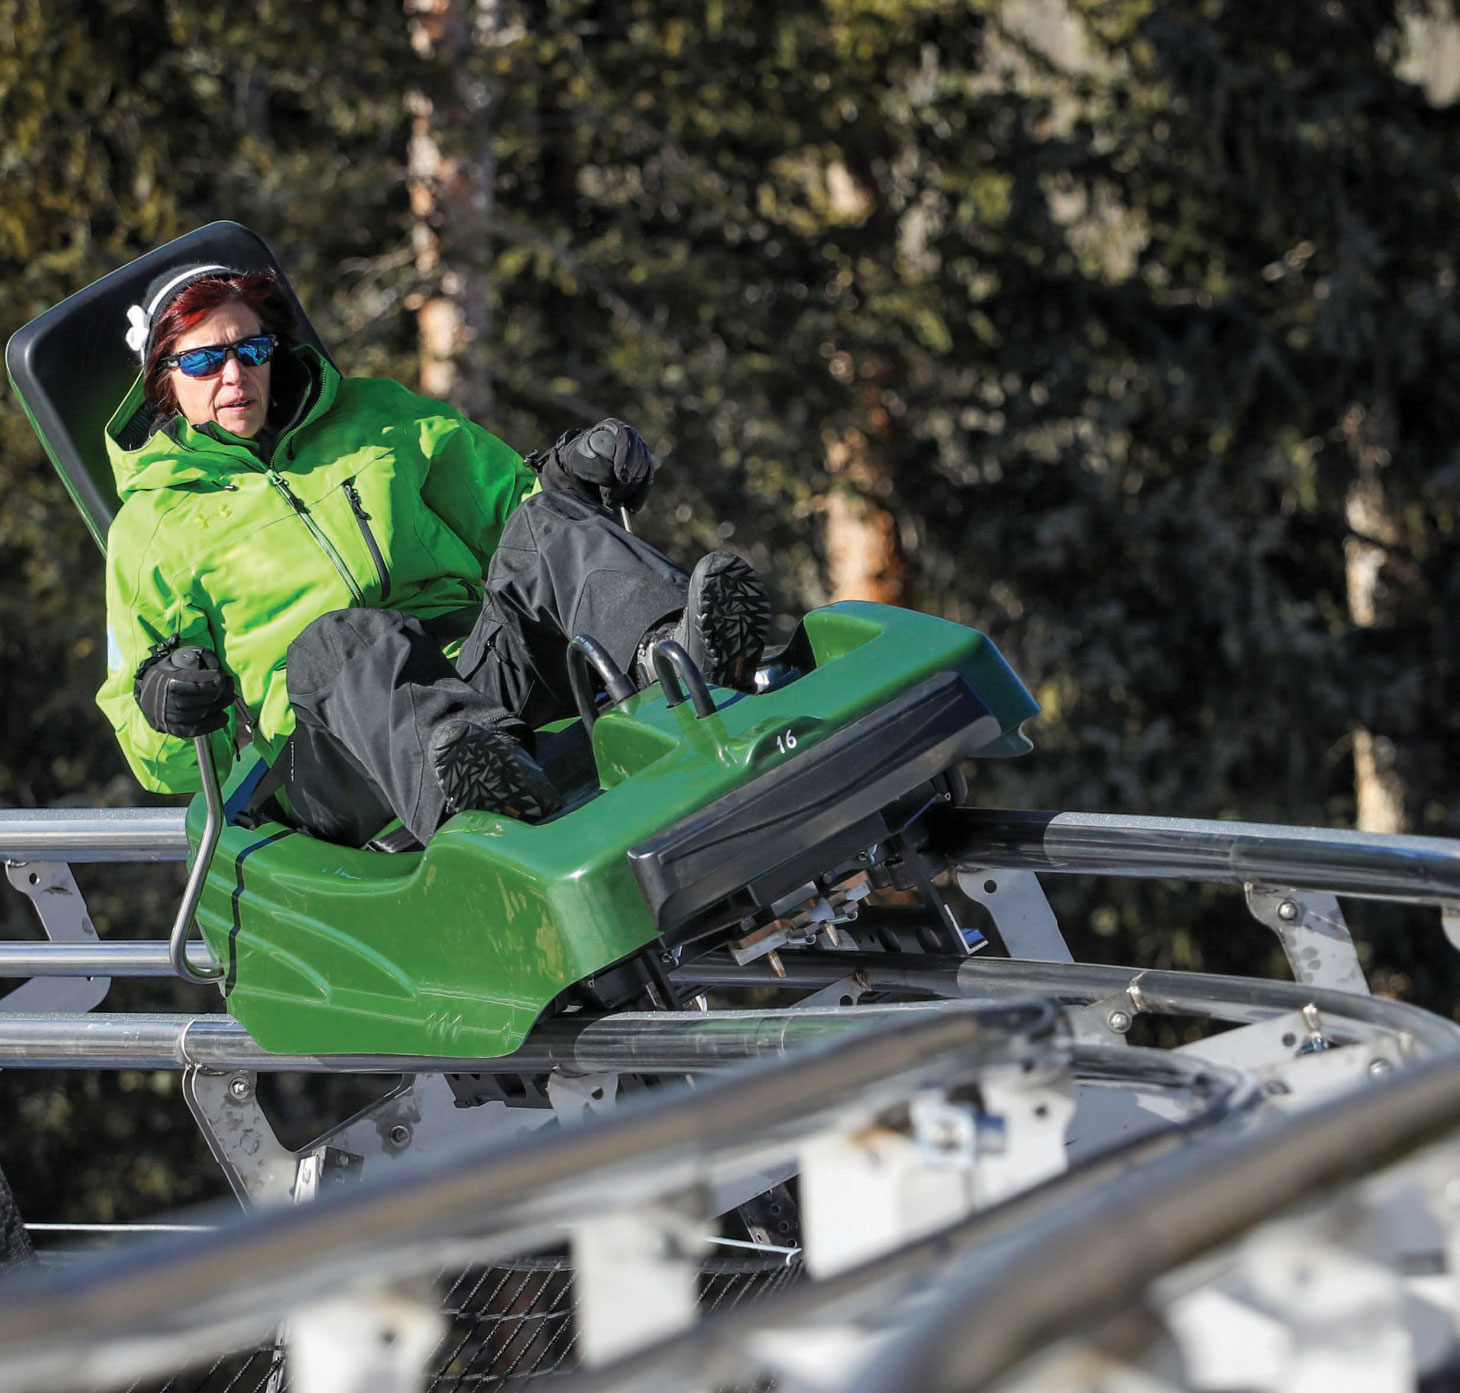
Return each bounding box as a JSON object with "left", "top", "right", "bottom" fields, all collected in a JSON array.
[{"left": 105, "top": 346, "right": 340, "bottom": 498}]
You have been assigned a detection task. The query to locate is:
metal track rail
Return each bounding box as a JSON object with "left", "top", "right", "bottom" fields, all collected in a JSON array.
[
  {"left": 0, "top": 998, "right": 1048, "bottom": 1074},
  {"left": 2, "top": 948, "right": 1455, "bottom": 1070},
  {"left": 5, "top": 1000, "right": 1451, "bottom": 1393},
  {"left": 3, "top": 807, "right": 1459, "bottom": 996},
  {"left": 0, "top": 1002, "right": 1059, "bottom": 1391},
  {"left": 541, "top": 1045, "right": 1261, "bottom": 1393},
  {"left": 939, "top": 807, "right": 1460, "bottom": 906},
  {"left": 7, "top": 804, "right": 1460, "bottom": 908},
  {"left": 0, "top": 808, "right": 187, "bottom": 863},
  {"left": 680, "top": 951, "right": 1460, "bottom": 1055},
  {"left": 850, "top": 1044, "right": 1460, "bottom": 1393}
]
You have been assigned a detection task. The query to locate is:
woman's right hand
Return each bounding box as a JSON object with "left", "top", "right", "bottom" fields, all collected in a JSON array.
[
  {"left": 134, "top": 645, "right": 235, "bottom": 737},
  {"left": 529, "top": 418, "right": 656, "bottom": 513}
]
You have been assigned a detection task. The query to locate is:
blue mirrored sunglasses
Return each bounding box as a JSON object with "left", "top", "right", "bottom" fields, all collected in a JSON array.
[{"left": 163, "top": 334, "right": 277, "bottom": 379}]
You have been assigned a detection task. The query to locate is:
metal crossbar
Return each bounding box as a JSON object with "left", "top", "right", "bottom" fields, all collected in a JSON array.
[
  {"left": 9, "top": 804, "right": 1460, "bottom": 900},
  {"left": 5, "top": 805, "right": 1460, "bottom": 1001},
  {"left": 0, "top": 809, "right": 188, "bottom": 863}
]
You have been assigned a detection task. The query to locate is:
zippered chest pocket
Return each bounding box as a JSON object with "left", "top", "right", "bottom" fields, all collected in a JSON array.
[{"left": 342, "top": 477, "right": 391, "bottom": 601}]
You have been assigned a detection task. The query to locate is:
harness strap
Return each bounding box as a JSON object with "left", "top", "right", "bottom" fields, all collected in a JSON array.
[{"left": 236, "top": 745, "right": 290, "bottom": 830}]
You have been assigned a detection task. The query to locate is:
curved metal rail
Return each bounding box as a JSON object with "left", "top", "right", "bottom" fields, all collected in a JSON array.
[
  {"left": 534, "top": 1045, "right": 1262, "bottom": 1393},
  {"left": 0, "top": 1001, "right": 1061, "bottom": 1390},
  {"left": 8, "top": 1000, "right": 1456, "bottom": 1393},
  {"left": 12, "top": 803, "right": 1460, "bottom": 908},
  {"left": 680, "top": 951, "right": 1460, "bottom": 1055},
  {"left": 4, "top": 805, "right": 1460, "bottom": 999},
  {"left": 939, "top": 807, "right": 1460, "bottom": 906},
  {"left": 850, "top": 1044, "right": 1460, "bottom": 1393},
  {"left": 1, "top": 947, "right": 1454, "bottom": 1071},
  {"left": 0, "top": 783, "right": 1455, "bottom": 1389}
]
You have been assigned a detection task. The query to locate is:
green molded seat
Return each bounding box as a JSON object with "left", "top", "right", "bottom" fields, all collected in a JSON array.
[{"left": 196, "top": 601, "right": 1036, "bottom": 1056}]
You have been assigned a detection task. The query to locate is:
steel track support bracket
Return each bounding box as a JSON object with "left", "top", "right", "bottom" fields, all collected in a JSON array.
[
  {"left": 1, "top": 861, "right": 111, "bottom": 1014},
  {"left": 1179, "top": 1006, "right": 1407, "bottom": 1107},
  {"left": 287, "top": 1282, "right": 444, "bottom": 1393},
  {"left": 547, "top": 1070, "right": 621, "bottom": 1123},
  {"left": 573, "top": 1200, "right": 706, "bottom": 1367},
  {"left": 799, "top": 1099, "right": 980, "bottom": 1280},
  {"left": 182, "top": 1068, "right": 301, "bottom": 1206},
  {"left": 969, "top": 1069, "right": 1075, "bottom": 1208},
  {"left": 185, "top": 1068, "right": 557, "bottom": 1208},
  {"left": 1067, "top": 989, "right": 1138, "bottom": 1048},
  {"left": 800, "top": 1063, "right": 1074, "bottom": 1280},
  {"left": 957, "top": 867, "right": 1071, "bottom": 963},
  {"left": 794, "top": 970, "right": 871, "bottom": 1011},
  {"left": 1167, "top": 1226, "right": 1413, "bottom": 1392},
  {"left": 1245, "top": 886, "right": 1369, "bottom": 995}
]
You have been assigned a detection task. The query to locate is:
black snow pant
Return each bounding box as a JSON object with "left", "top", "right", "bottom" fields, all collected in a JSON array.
[{"left": 277, "top": 491, "right": 689, "bottom": 847}]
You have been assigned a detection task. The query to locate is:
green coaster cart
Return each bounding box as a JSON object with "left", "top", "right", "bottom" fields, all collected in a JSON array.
[{"left": 5, "top": 223, "right": 1038, "bottom": 1061}]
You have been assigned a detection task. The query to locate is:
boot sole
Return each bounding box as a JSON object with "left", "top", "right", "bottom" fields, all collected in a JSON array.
[
  {"left": 682, "top": 552, "right": 771, "bottom": 691},
  {"left": 433, "top": 725, "right": 561, "bottom": 822}
]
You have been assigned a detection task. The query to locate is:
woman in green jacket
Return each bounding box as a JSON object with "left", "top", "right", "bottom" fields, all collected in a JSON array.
[{"left": 100, "top": 265, "right": 769, "bottom": 847}]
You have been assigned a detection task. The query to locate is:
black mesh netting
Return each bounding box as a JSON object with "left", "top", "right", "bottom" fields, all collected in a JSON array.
[{"left": 123, "top": 1251, "right": 804, "bottom": 1392}]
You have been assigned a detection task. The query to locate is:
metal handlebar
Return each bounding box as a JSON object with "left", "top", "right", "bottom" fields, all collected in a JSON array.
[
  {"left": 168, "top": 734, "right": 226, "bottom": 984},
  {"left": 652, "top": 640, "right": 717, "bottom": 719},
  {"left": 567, "top": 634, "right": 637, "bottom": 734}
]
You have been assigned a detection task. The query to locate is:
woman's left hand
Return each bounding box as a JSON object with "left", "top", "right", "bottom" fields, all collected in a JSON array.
[{"left": 530, "top": 418, "right": 655, "bottom": 513}]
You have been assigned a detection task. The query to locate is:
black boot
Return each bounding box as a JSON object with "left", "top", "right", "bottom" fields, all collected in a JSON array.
[
  {"left": 431, "top": 719, "right": 562, "bottom": 823},
  {"left": 633, "top": 551, "right": 770, "bottom": 693}
]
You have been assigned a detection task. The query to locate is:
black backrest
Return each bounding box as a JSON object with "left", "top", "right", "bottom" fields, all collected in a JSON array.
[{"left": 4, "top": 222, "right": 330, "bottom": 553}]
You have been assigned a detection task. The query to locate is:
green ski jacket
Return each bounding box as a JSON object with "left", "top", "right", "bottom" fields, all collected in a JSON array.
[{"left": 98, "top": 347, "right": 537, "bottom": 794}]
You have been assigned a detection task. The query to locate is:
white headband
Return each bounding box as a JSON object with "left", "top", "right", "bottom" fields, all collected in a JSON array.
[{"left": 124, "top": 263, "right": 233, "bottom": 361}]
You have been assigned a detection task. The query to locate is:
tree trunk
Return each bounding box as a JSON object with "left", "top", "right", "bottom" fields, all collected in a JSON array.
[
  {"left": 404, "top": 0, "right": 503, "bottom": 419},
  {"left": 823, "top": 423, "right": 908, "bottom": 606},
  {"left": 820, "top": 159, "right": 909, "bottom": 607},
  {"left": 1343, "top": 402, "right": 1411, "bottom": 833},
  {"left": 1351, "top": 728, "right": 1407, "bottom": 836}
]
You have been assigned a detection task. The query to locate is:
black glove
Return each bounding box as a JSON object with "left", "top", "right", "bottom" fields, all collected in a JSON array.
[
  {"left": 135, "top": 643, "right": 234, "bottom": 738},
  {"left": 528, "top": 418, "right": 655, "bottom": 513}
]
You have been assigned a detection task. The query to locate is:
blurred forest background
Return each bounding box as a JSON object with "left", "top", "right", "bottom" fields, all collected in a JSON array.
[{"left": 4, "top": 0, "right": 1460, "bottom": 1225}]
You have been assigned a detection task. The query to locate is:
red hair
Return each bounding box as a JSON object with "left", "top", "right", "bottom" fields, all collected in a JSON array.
[{"left": 143, "top": 273, "right": 297, "bottom": 418}]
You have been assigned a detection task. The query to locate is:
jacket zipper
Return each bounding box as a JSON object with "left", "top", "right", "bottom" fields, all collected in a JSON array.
[
  {"left": 343, "top": 479, "right": 392, "bottom": 601},
  {"left": 262, "top": 467, "right": 366, "bottom": 606},
  {"left": 259, "top": 375, "right": 370, "bottom": 605}
]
